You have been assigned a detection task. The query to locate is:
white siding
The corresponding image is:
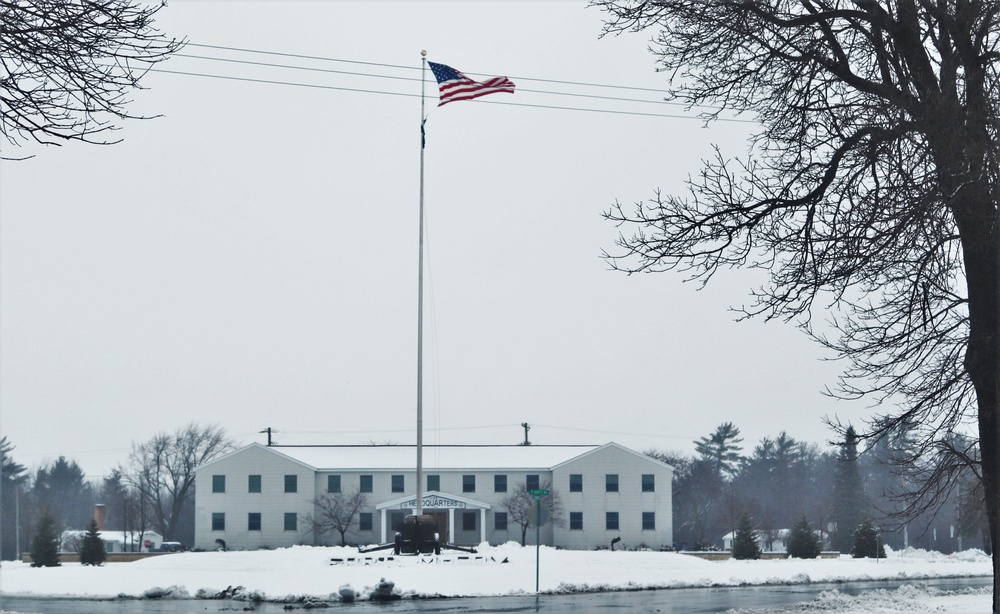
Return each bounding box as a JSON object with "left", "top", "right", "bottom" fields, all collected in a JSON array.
[
  {"left": 195, "top": 444, "right": 315, "bottom": 550},
  {"left": 553, "top": 444, "right": 673, "bottom": 550}
]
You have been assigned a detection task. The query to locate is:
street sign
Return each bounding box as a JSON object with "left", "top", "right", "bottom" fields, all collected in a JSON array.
[{"left": 528, "top": 489, "right": 550, "bottom": 496}]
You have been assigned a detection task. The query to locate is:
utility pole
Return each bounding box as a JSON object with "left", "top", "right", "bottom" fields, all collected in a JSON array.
[
  {"left": 259, "top": 428, "right": 275, "bottom": 446},
  {"left": 521, "top": 423, "right": 531, "bottom": 446}
]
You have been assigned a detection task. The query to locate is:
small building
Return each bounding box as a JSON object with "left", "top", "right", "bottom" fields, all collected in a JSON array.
[
  {"left": 721, "top": 528, "right": 829, "bottom": 553},
  {"left": 194, "top": 442, "right": 673, "bottom": 551},
  {"left": 61, "top": 529, "right": 163, "bottom": 553}
]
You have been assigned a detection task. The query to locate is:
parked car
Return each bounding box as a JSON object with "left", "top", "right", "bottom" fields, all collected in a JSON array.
[{"left": 159, "top": 542, "right": 184, "bottom": 552}]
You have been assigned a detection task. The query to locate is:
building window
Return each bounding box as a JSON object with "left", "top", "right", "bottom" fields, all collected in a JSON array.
[
  {"left": 642, "top": 474, "right": 655, "bottom": 492},
  {"left": 248, "top": 475, "right": 261, "bottom": 493},
  {"left": 462, "top": 511, "right": 476, "bottom": 531},
  {"left": 248, "top": 513, "right": 261, "bottom": 531},
  {"left": 606, "top": 474, "right": 619, "bottom": 492},
  {"left": 526, "top": 474, "right": 540, "bottom": 491},
  {"left": 606, "top": 512, "right": 619, "bottom": 531},
  {"left": 359, "top": 512, "right": 373, "bottom": 531},
  {"left": 495, "top": 512, "right": 508, "bottom": 531},
  {"left": 360, "top": 474, "right": 373, "bottom": 493},
  {"left": 427, "top": 474, "right": 440, "bottom": 491},
  {"left": 494, "top": 474, "right": 507, "bottom": 493},
  {"left": 328, "top": 475, "right": 341, "bottom": 493},
  {"left": 284, "top": 513, "right": 297, "bottom": 531},
  {"left": 391, "top": 474, "right": 404, "bottom": 493},
  {"left": 463, "top": 474, "right": 476, "bottom": 493},
  {"left": 570, "top": 512, "right": 583, "bottom": 531},
  {"left": 212, "top": 475, "right": 225, "bottom": 493},
  {"left": 284, "top": 475, "right": 297, "bottom": 493},
  {"left": 569, "top": 474, "right": 583, "bottom": 492},
  {"left": 211, "top": 513, "right": 225, "bottom": 531},
  {"left": 642, "top": 512, "right": 656, "bottom": 531}
]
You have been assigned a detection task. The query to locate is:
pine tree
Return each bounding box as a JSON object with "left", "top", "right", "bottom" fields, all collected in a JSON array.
[
  {"left": 732, "top": 513, "right": 761, "bottom": 560},
  {"left": 694, "top": 422, "right": 744, "bottom": 480},
  {"left": 852, "top": 516, "right": 885, "bottom": 559},
  {"left": 30, "top": 511, "right": 61, "bottom": 567},
  {"left": 831, "top": 426, "right": 866, "bottom": 553},
  {"left": 786, "top": 514, "right": 821, "bottom": 559},
  {"left": 80, "top": 518, "right": 106, "bottom": 566}
]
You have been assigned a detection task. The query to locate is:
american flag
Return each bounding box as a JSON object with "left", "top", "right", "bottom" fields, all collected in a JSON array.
[{"left": 428, "top": 62, "right": 515, "bottom": 107}]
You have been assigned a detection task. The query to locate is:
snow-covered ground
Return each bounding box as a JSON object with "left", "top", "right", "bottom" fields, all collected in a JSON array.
[{"left": 0, "top": 543, "right": 993, "bottom": 613}]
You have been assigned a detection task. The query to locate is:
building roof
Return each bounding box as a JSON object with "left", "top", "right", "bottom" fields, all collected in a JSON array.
[
  {"left": 261, "top": 443, "right": 602, "bottom": 471},
  {"left": 197, "top": 442, "right": 628, "bottom": 472}
]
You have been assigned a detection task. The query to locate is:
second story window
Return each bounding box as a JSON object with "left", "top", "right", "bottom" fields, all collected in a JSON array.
[
  {"left": 360, "top": 474, "right": 373, "bottom": 493},
  {"left": 642, "top": 474, "right": 655, "bottom": 492},
  {"left": 463, "top": 474, "right": 476, "bottom": 493},
  {"left": 391, "top": 474, "right": 405, "bottom": 493},
  {"left": 606, "top": 474, "right": 619, "bottom": 493},
  {"left": 212, "top": 475, "right": 225, "bottom": 493},
  {"left": 284, "top": 474, "right": 297, "bottom": 493},
  {"left": 328, "top": 475, "right": 341, "bottom": 493},
  {"left": 526, "top": 474, "right": 540, "bottom": 491},
  {"left": 248, "top": 475, "right": 261, "bottom": 493},
  {"left": 494, "top": 474, "right": 507, "bottom": 493},
  {"left": 569, "top": 474, "right": 583, "bottom": 492}
]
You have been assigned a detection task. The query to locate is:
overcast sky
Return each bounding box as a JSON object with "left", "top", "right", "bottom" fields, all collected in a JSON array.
[{"left": 0, "top": 1, "right": 874, "bottom": 479}]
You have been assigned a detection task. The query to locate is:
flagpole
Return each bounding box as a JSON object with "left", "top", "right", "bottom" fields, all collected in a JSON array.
[{"left": 415, "top": 50, "right": 427, "bottom": 517}]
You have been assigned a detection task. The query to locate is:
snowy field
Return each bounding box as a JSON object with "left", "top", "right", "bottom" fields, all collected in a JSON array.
[{"left": 0, "top": 543, "right": 993, "bottom": 613}]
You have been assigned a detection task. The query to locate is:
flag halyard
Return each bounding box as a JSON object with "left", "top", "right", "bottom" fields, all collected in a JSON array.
[{"left": 428, "top": 61, "right": 514, "bottom": 107}]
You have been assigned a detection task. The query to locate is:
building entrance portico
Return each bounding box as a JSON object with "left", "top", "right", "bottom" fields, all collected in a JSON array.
[{"left": 376, "top": 491, "right": 491, "bottom": 545}]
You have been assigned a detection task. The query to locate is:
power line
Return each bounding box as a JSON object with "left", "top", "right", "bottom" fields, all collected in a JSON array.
[
  {"left": 186, "top": 42, "right": 676, "bottom": 94},
  {"left": 175, "top": 52, "right": 695, "bottom": 109},
  {"left": 150, "top": 67, "right": 755, "bottom": 123},
  {"left": 173, "top": 42, "right": 755, "bottom": 123}
]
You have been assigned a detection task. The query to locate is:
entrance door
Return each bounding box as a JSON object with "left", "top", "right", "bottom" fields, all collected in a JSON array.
[{"left": 427, "top": 511, "right": 449, "bottom": 543}]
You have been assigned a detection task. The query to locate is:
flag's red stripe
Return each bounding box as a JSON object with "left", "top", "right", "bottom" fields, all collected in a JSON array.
[{"left": 438, "top": 79, "right": 515, "bottom": 106}]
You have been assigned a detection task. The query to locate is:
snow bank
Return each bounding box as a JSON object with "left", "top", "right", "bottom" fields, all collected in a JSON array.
[
  {"left": 730, "top": 584, "right": 993, "bottom": 613},
  {"left": 0, "top": 544, "right": 991, "bottom": 608}
]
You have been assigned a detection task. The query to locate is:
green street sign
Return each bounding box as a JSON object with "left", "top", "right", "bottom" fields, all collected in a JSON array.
[{"left": 528, "top": 489, "right": 549, "bottom": 496}]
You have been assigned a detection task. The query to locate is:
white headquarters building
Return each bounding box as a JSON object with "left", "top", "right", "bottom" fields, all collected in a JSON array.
[{"left": 194, "top": 442, "right": 672, "bottom": 551}]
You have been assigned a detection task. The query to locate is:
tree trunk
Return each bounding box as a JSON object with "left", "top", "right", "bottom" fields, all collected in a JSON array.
[{"left": 952, "top": 198, "right": 1000, "bottom": 612}]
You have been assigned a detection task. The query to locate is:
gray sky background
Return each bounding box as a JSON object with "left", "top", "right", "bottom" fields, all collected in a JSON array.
[{"left": 0, "top": 1, "right": 873, "bottom": 479}]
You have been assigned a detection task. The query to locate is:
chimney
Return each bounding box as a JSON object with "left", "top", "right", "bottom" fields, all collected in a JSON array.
[{"left": 93, "top": 504, "right": 106, "bottom": 531}]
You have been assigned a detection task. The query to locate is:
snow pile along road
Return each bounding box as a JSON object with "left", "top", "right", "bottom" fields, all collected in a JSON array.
[{"left": 0, "top": 543, "right": 992, "bottom": 609}]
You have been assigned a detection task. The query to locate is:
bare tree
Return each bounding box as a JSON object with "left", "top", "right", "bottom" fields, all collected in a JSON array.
[
  {"left": 0, "top": 0, "right": 183, "bottom": 155},
  {"left": 594, "top": 1, "right": 1000, "bottom": 606},
  {"left": 105, "top": 466, "right": 154, "bottom": 552},
  {"left": 302, "top": 489, "right": 369, "bottom": 546},
  {"left": 500, "top": 481, "right": 564, "bottom": 546},
  {"left": 128, "top": 423, "right": 232, "bottom": 542}
]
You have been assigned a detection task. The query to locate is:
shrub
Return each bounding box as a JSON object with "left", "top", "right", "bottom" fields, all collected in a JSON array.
[
  {"left": 852, "top": 516, "right": 886, "bottom": 559},
  {"left": 30, "top": 511, "right": 61, "bottom": 567},
  {"left": 80, "top": 519, "right": 107, "bottom": 566},
  {"left": 732, "top": 513, "right": 761, "bottom": 560},
  {"left": 786, "top": 514, "right": 821, "bottom": 559}
]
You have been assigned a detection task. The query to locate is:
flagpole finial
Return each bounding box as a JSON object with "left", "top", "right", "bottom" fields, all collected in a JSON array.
[{"left": 421, "top": 50, "right": 427, "bottom": 57}]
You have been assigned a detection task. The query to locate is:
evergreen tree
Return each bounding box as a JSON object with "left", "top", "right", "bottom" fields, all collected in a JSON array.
[
  {"left": 732, "top": 513, "right": 760, "bottom": 560},
  {"left": 79, "top": 519, "right": 106, "bottom": 566},
  {"left": 32, "top": 456, "right": 94, "bottom": 530},
  {"left": 831, "top": 426, "right": 866, "bottom": 553},
  {"left": 1, "top": 437, "right": 27, "bottom": 560},
  {"left": 852, "top": 516, "right": 885, "bottom": 559},
  {"left": 30, "top": 511, "right": 61, "bottom": 567},
  {"left": 786, "top": 514, "right": 821, "bottom": 559},
  {"left": 695, "top": 422, "right": 744, "bottom": 480}
]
